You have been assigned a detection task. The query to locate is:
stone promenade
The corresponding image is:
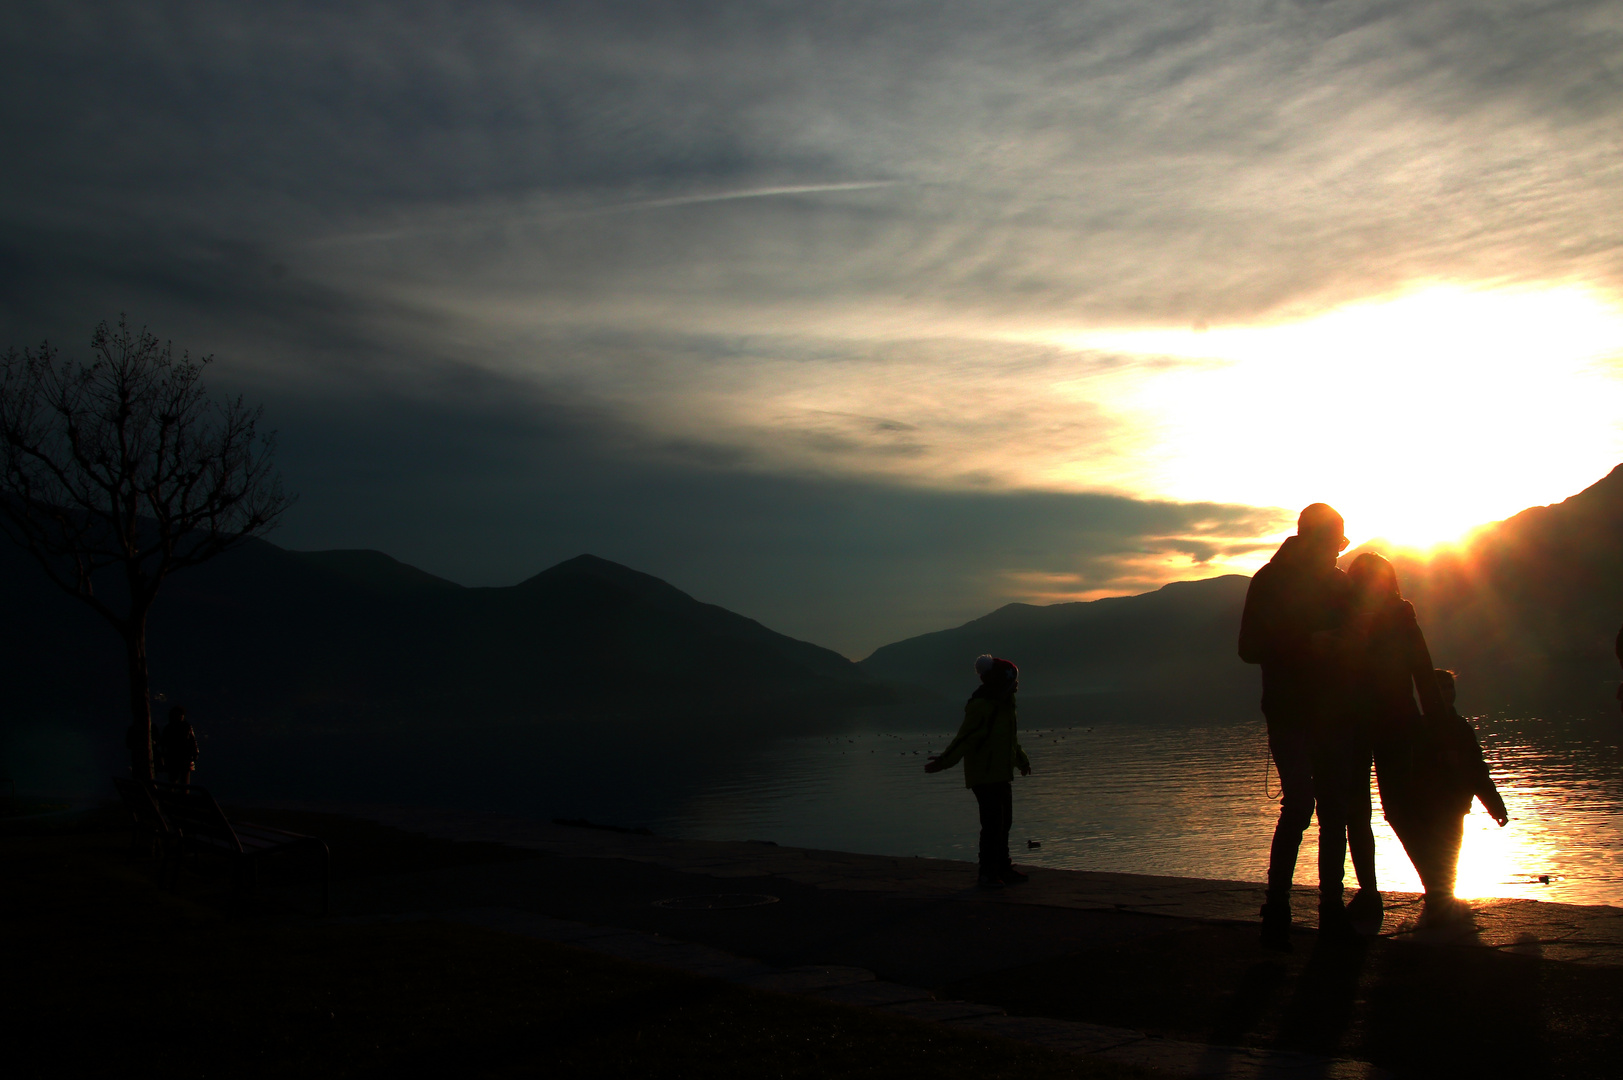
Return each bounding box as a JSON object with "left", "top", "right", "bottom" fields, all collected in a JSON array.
[{"left": 293, "top": 804, "right": 1623, "bottom": 1079}]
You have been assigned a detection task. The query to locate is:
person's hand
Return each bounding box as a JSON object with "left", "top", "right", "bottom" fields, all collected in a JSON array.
[
  {"left": 1019, "top": 762, "right": 1031, "bottom": 776},
  {"left": 923, "top": 756, "right": 943, "bottom": 774},
  {"left": 1486, "top": 792, "right": 1509, "bottom": 827}
]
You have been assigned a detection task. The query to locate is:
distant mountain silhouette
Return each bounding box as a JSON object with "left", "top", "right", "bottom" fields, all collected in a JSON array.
[
  {"left": 8, "top": 465, "right": 1620, "bottom": 796},
  {"left": 0, "top": 541, "right": 888, "bottom": 743},
  {"left": 859, "top": 576, "right": 1257, "bottom": 722}
]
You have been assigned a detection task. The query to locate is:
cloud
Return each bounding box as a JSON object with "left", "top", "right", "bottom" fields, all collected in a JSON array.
[
  {"left": 3, "top": 1, "right": 1621, "bottom": 648},
  {"left": 10, "top": 3, "right": 1622, "bottom": 317},
  {"left": 191, "top": 348, "right": 1277, "bottom": 656},
  {"left": 310, "top": 181, "right": 904, "bottom": 247}
]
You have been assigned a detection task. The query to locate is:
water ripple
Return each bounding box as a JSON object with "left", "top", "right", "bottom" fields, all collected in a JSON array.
[{"left": 648, "top": 716, "right": 1623, "bottom": 906}]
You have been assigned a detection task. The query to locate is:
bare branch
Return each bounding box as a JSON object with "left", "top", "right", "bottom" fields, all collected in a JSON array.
[{"left": 0, "top": 316, "right": 295, "bottom": 778}]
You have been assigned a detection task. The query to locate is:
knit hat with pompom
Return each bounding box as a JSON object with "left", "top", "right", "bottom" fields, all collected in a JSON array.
[{"left": 974, "top": 654, "right": 1019, "bottom": 684}]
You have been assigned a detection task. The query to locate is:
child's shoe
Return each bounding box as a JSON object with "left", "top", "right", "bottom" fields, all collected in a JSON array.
[
  {"left": 1259, "top": 901, "right": 1292, "bottom": 952},
  {"left": 1001, "top": 866, "right": 1030, "bottom": 884},
  {"left": 976, "top": 871, "right": 1006, "bottom": 888},
  {"left": 1417, "top": 894, "right": 1471, "bottom": 929}
]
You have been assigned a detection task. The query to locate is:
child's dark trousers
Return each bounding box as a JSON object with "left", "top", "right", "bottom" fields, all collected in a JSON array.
[{"left": 972, "top": 781, "right": 1013, "bottom": 876}]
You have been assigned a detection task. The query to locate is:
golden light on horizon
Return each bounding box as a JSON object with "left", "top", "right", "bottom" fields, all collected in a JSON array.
[{"left": 1044, "top": 284, "right": 1623, "bottom": 552}]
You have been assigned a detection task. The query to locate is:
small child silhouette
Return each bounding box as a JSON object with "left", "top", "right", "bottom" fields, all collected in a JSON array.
[
  {"left": 1406, "top": 669, "right": 1508, "bottom": 926},
  {"left": 925, "top": 655, "right": 1032, "bottom": 888}
]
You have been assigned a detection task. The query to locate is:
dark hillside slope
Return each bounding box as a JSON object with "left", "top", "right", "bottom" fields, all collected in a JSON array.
[
  {"left": 860, "top": 575, "right": 1256, "bottom": 721},
  {"left": 294, "top": 549, "right": 464, "bottom": 594},
  {"left": 1, "top": 543, "right": 885, "bottom": 745},
  {"left": 1367, "top": 464, "right": 1623, "bottom": 715},
  {"left": 505, "top": 556, "right": 861, "bottom": 689},
  {"left": 862, "top": 464, "right": 1623, "bottom": 725}
]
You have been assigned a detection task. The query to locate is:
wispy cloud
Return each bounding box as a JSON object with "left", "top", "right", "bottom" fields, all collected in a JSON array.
[{"left": 312, "top": 181, "right": 903, "bottom": 247}]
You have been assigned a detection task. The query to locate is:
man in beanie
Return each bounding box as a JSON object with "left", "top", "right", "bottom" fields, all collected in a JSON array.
[
  {"left": 925, "top": 654, "right": 1032, "bottom": 888},
  {"left": 1239, "top": 503, "right": 1360, "bottom": 949}
]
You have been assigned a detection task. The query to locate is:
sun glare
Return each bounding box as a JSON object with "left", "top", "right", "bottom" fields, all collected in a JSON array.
[{"left": 1047, "top": 285, "right": 1623, "bottom": 551}]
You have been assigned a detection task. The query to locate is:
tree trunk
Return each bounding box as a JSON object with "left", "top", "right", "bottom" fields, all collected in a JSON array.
[{"left": 125, "top": 623, "right": 153, "bottom": 781}]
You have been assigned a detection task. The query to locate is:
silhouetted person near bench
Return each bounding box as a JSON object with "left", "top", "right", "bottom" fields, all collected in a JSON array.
[
  {"left": 160, "top": 706, "right": 198, "bottom": 787},
  {"left": 925, "top": 654, "right": 1032, "bottom": 888},
  {"left": 1342, "top": 553, "right": 1505, "bottom": 927},
  {"left": 1239, "top": 503, "right": 1368, "bottom": 949}
]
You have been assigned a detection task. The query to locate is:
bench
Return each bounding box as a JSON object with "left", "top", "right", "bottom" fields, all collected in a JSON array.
[{"left": 147, "top": 782, "right": 329, "bottom": 914}]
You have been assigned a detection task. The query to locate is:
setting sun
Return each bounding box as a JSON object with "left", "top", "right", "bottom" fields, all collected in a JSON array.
[{"left": 1045, "top": 284, "right": 1623, "bottom": 551}]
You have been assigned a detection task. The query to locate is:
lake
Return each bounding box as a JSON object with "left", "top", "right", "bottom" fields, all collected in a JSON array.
[
  {"left": 620, "top": 713, "right": 1623, "bottom": 908},
  {"left": 11, "top": 703, "right": 1622, "bottom": 907}
]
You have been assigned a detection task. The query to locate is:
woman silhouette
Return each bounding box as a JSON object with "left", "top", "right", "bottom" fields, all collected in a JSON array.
[{"left": 1343, "top": 552, "right": 1473, "bottom": 925}]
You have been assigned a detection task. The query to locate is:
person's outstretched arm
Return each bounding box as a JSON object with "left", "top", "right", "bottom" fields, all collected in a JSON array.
[
  {"left": 1478, "top": 781, "right": 1509, "bottom": 827},
  {"left": 926, "top": 702, "right": 989, "bottom": 773},
  {"left": 1458, "top": 719, "right": 1510, "bottom": 826}
]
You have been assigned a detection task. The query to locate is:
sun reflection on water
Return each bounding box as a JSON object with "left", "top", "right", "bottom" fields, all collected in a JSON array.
[{"left": 649, "top": 713, "right": 1623, "bottom": 907}]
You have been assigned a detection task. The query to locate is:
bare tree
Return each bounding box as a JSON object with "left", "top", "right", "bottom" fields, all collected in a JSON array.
[{"left": 0, "top": 316, "right": 292, "bottom": 779}]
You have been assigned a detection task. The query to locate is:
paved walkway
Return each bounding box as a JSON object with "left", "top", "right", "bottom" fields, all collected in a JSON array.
[
  {"left": 276, "top": 804, "right": 1621, "bottom": 1078},
  {"left": 338, "top": 904, "right": 1385, "bottom": 1080},
  {"left": 349, "top": 805, "right": 1623, "bottom": 967}
]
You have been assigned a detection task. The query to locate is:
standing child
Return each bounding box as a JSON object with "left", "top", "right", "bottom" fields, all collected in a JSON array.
[
  {"left": 1389, "top": 669, "right": 1512, "bottom": 922},
  {"left": 925, "top": 655, "right": 1032, "bottom": 888},
  {"left": 1410, "top": 669, "right": 1509, "bottom": 924}
]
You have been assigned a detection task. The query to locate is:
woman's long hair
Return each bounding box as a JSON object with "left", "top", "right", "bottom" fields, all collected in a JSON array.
[{"left": 1348, "top": 551, "right": 1401, "bottom": 600}]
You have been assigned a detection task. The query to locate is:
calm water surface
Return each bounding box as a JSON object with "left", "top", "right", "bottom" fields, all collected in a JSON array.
[{"left": 643, "top": 715, "right": 1623, "bottom": 907}]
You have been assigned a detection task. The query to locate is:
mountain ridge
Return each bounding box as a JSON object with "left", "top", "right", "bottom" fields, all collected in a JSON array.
[
  {"left": 864, "top": 465, "right": 1623, "bottom": 718},
  {"left": 7, "top": 465, "right": 1620, "bottom": 799},
  {"left": 0, "top": 541, "right": 885, "bottom": 741},
  {"left": 860, "top": 574, "right": 1256, "bottom": 714}
]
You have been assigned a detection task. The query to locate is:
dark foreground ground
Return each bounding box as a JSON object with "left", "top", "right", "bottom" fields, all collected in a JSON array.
[
  {"left": 8, "top": 804, "right": 1623, "bottom": 1078},
  {"left": 2, "top": 807, "right": 1135, "bottom": 1080}
]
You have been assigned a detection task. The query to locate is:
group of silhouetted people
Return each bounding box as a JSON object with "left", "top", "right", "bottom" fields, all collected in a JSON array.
[
  {"left": 921, "top": 502, "right": 1510, "bottom": 933},
  {"left": 1240, "top": 503, "right": 1507, "bottom": 946},
  {"left": 126, "top": 705, "right": 198, "bottom": 786}
]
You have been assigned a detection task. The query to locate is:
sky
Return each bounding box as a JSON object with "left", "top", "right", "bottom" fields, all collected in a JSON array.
[{"left": 3, "top": 1, "right": 1622, "bottom": 657}]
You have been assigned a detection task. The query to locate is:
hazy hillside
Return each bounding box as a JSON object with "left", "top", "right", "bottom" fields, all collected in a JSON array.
[
  {"left": 1366, "top": 464, "right": 1623, "bottom": 716},
  {"left": 0, "top": 540, "right": 888, "bottom": 741},
  {"left": 860, "top": 575, "right": 1258, "bottom": 723}
]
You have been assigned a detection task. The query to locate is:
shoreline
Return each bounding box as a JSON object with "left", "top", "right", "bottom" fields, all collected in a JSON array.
[
  {"left": 14, "top": 798, "right": 1623, "bottom": 1078},
  {"left": 263, "top": 799, "right": 1623, "bottom": 967},
  {"left": 17, "top": 792, "right": 1618, "bottom": 925}
]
